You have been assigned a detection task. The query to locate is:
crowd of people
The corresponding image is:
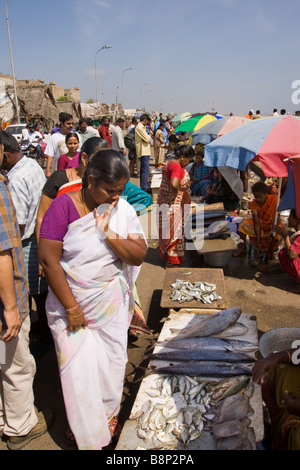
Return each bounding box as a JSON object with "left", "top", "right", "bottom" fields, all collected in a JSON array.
[{"left": 0, "top": 107, "right": 299, "bottom": 451}]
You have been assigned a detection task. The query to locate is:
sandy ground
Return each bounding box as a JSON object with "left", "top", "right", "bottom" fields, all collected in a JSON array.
[{"left": 1, "top": 158, "right": 300, "bottom": 451}]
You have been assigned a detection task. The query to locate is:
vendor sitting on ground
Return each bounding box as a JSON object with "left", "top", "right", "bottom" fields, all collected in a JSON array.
[
  {"left": 233, "top": 182, "right": 283, "bottom": 263},
  {"left": 252, "top": 348, "right": 300, "bottom": 450},
  {"left": 273, "top": 209, "right": 300, "bottom": 284},
  {"left": 205, "top": 168, "right": 240, "bottom": 212},
  {"left": 189, "top": 152, "right": 214, "bottom": 199}
]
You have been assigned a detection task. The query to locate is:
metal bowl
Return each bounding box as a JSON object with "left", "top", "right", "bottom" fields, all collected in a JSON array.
[
  {"left": 259, "top": 327, "right": 300, "bottom": 358},
  {"left": 203, "top": 250, "right": 231, "bottom": 267}
]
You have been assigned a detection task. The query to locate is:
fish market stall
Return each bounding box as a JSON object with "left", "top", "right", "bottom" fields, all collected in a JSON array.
[
  {"left": 116, "top": 310, "right": 264, "bottom": 450},
  {"left": 160, "top": 267, "right": 226, "bottom": 309}
]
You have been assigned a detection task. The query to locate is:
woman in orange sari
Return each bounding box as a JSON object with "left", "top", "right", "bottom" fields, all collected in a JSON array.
[
  {"left": 234, "top": 182, "right": 283, "bottom": 264},
  {"left": 157, "top": 144, "right": 194, "bottom": 266}
]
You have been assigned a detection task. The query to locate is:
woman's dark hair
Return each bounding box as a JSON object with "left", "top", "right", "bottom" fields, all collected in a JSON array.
[
  {"left": 174, "top": 144, "right": 195, "bottom": 160},
  {"left": 78, "top": 137, "right": 110, "bottom": 164},
  {"left": 65, "top": 132, "right": 79, "bottom": 143},
  {"left": 290, "top": 209, "right": 297, "bottom": 219},
  {"left": 82, "top": 149, "right": 130, "bottom": 189},
  {"left": 252, "top": 182, "right": 268, "bottom": 194}
]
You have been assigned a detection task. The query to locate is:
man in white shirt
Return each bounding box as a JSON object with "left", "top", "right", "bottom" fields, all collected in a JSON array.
[
  {"left": 86, "top": 118, "right": 100, "bottom": 137},
  {"left": 23, "top": 123, "right": 43, "bottom": 147},
  {"left": 111, "top": 118, "right": 126, "bottom": 159},
  {"left": 44, "top": 113, "right": 74, "bottom": 178},
  {"left": 135, "top": 114, "right": 151, "bottom": 192}
]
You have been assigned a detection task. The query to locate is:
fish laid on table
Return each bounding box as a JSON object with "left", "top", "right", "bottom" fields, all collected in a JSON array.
[
  {"left": 148, "top": 361, "right": 253, "bottom": 378},
  {"left": 213, "top": 394, "right": 253, "bottom": 423},
  {"left": 168, "top": 308, "right": 242, "bottom": 339},
  {"left": 216, "top": 429, "right": 253, "bottom": 450},
  {"left": 214, "top": 322, "right": 249, "bottom": 338},
  {"left": 149, "top": 347, "right": 255, "bottom": 363},
  {"left": 134, "top": 399, "right": 205, "bottom": 448},
  {"left": 156, "top": 336, "right": 258, "bottom": 354},
  {"left": 211, "top": 417, "right": 251, "bottom": 440},
  {"left": 205, "top": 375, "right": 251, "bottom": 403},
  {"left": 170, "top": 279, "right": 222, "bottom": 304}
]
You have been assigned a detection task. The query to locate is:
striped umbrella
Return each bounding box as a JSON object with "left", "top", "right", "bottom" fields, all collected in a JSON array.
[
  {"left": 192, "top": 116, "right": 249, "bottom": 145},
  {"left": 172, "top": 114, "right": 217, "bottom": 135}
]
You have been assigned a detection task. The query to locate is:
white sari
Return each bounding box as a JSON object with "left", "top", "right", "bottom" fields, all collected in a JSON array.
[{"left": 45, "top": 198, "right": 145, "bottom": 450}]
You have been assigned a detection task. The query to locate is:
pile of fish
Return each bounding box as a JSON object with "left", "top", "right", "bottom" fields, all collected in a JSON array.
[
  {"left": 132, "top": 307, "right": 260, "bottom": 449},
  {"left": 132, "top": 374, "right": 255, "bottom": 449},
  {"left": 170, "top": 279, "right": 222, "bottom": 304},
  {"left": 145, "top": 308, "right": 258, "bottom": 377},
  {"left": 133, "top": 399, "right": 205, "bottom": 448},
  {"left": 210, "top": 394, "right": 255, "bottom": 450}
]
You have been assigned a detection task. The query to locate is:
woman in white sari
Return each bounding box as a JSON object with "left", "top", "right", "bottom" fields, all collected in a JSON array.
[{"left": 38, "top": 150, "right": 147, "bottom": 450}]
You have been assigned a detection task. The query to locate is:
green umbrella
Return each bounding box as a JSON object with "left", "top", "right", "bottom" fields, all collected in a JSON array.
[{"left": 172, "top": 114, "right": 217, "bottom": 134}]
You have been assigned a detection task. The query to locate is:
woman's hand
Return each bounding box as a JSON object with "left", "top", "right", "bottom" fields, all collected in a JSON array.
[
  {"left": 282, "top": 391, "right": 300, "bottom": 417},
  {"left": 66, "top": 305, "right": 88, "bottom": 332},
  {"left": 252, "top": 354, "right": 281, "bottom": 384},
  {"left": 273, "top": 224, "right": 288, "bottom": 238},
  {"left": 94, "top": 201, "right": 118, "bottom": 235}
]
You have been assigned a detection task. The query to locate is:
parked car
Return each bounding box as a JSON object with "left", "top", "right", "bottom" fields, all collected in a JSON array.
[{"left": 5, "top": 123, "right": 49, "bottom": 143}]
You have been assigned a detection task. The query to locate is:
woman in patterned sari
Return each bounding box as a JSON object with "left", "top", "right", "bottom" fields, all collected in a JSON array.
[
  {"left": 253, "top": 348, "right": 300, "bottom": 450},
  {"left": 157, "top": 144, "right": 194, "bottom": 266},
  {"left": 234, "top": 182, "right": 283, "bottom": 263},
  {"left": 38, "top": 150, "right": 147, "bottom": 450},
  {"left": 154, "top": 122, "right": 166, "bottom": 168},
  {"left": 189, "top": 152, "right": 214, "bottom": 198}
]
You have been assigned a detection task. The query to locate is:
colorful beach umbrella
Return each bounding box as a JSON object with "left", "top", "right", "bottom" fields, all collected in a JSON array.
[
  {"left": 192, "top": 116, "right": 249, "bottom": 146},
  {"left": 171, "top": 112, "right": 191, "bottom": 127},
  {"left": 204, "top": 115, "right": 300, "bottom": 177},
  {"left": 173, "top": 114, "right": 217, "bottom": 135}
]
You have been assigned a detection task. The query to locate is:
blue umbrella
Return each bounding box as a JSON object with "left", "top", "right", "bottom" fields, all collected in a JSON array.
[
  {"left": 192, "top": 117, "right": 227, "bottom": 145},
  {"left": 204, "top": 115, "right": 300, "bottom": 177}
]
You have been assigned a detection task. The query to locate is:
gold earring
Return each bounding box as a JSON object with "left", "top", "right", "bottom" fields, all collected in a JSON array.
[{"left": 88, "top": 184, "right": 91, "bottom": 190}]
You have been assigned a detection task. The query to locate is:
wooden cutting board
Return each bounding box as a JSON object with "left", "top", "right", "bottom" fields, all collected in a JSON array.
[{"left": 160, "top": 267, "right": 226, "bottom": 309}]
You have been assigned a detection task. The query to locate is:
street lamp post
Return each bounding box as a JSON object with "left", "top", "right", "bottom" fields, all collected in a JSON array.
[
  {"left": 6, "top": 0, "right": 20, "bottom": 123},
  {"left": 94, "top": 45, "right": 112, "bottom": 111},
  {"left": 145, "top": 89, "right": 155, "bottom": 112},
  {"left": 140, "top": 83, "right": 150, "bottom": 109},
  {"left": 121, "top": 67, "right": 133, "bottom": 108}
]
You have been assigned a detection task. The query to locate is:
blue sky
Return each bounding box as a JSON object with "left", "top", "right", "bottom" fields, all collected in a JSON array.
[{"left": 1, "top": 0, "right": 300, "bottom": 115}]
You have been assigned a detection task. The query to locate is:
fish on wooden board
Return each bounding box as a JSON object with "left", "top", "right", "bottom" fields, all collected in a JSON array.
[
  {"left": 168, "top": 308, "right": 242, "bottom": 339},
  {"left": 156, "top": 336, "right": 258, "bottom": 354},
  {"left": 148, "top": 347, "right": 256, "bottom": 363},
  {"left": 135, "top": 361, "right": 253, "bottom": 381}
]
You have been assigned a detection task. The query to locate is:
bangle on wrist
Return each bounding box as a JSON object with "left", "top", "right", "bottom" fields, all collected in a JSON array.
[
  {"left": 285, "top": 350, "right": 291, "bottom": 364},
  {"left": 66, "top": 304, "right": 82, "bottom": 318}
]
